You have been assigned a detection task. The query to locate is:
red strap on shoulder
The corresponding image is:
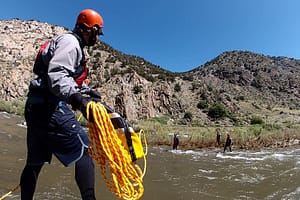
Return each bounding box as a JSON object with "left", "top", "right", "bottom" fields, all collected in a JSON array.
[
  {"left": 35, "top": 41, "right": 49, "bottom": 61},
  {"left": 75, "top": 65, "right": 89, "bottom": 87}
]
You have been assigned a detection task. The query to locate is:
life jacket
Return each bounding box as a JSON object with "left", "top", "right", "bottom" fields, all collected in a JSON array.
[
  {"left": 33, "top": 41, "right": 50, "bottom": 77},
  {"left": 33, "top": 38, "right": 88, "bottom": 88}
]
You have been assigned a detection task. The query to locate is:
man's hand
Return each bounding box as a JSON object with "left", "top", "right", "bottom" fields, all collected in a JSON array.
[
  {"left": 88, "top": 89, "right": 101, "bottom": 102},
  {"left": 69, "top": 93, "right": 93, "bottom": 121}
]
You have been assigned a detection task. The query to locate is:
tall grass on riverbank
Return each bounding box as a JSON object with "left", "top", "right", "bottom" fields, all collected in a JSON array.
[
  {"left": 133, "top": 118, "right": 300, "bottom": 150},
  {"left": 0, "top": 99, "right": 25, "bottom": 116}
]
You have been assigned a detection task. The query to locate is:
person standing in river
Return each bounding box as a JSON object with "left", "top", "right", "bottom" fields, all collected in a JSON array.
[
  {"left": 215, "top": 128, "right": 221, "bottom": 147},
  {"left": 173, "top": 133, "right": 180, "bottom": 150},
  {"left": 223, "top": 132, "right": 232, "bottom": 153},
  {"left": 19, "top": 9, "right": 104, "bottom": 200}
]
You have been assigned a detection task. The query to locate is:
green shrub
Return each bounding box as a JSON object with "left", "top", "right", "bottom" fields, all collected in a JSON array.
[
  {"left": 133, "top": 85, "right": 143, "bottom": 94},
  {"left": 207, "top": 103, "right": 227, "bottom": 119},
  {"left": 174, "top": 83, "right": 181, "bottom": 92},
  {"left": 182, "top": 75, "right": 193, "bottom": 81},
  {"left": 236, "top": 95, "right": 245, "bottom": 101},
  {"left": 183, "top": 112, "right": 192, "bottom": 121},
  {"left": 197, "top": 100, "right": 208, "bottom": 109},
  {"left": 250, "top": 115, "right": 264, "bottom": 125}
]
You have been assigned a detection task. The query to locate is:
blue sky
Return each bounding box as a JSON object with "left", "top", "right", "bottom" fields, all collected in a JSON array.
[{"left": 1, "top": 0, "right": 300, "bottom": 72}]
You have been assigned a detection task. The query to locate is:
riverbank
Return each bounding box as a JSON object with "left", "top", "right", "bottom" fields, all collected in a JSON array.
[{"left": 134, "top": 120, "right": 300, "bottom": 151}]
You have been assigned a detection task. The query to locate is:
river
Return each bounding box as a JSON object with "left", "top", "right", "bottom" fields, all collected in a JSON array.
[{"left": 0, "top": 112, "right": 300, "bottom": 200}]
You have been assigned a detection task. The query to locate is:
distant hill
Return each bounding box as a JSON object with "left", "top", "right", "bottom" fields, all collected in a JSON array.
[{"left": 1, "top": 19, "right": 300, "bottom": 126}]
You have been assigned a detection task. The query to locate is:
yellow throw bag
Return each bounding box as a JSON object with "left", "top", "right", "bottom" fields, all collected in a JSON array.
[
  {"left": 116, "top": 127, "right": 145, "bottom": 160},
  {"left": 109, "top": 111, "right": 145, "bottom": 161}
]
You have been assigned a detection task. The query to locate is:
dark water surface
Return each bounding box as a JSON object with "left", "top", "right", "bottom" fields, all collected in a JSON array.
[{"left": 0, "top": 112, "right": 300, "bottom": 200}]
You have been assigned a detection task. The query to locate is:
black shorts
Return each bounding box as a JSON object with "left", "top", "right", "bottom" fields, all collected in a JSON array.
[{"left": 25, "top": 99, "right": 88, "bottom": 167}]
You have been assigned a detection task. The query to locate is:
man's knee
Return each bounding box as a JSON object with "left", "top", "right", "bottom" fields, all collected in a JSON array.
[{"left": 20, "top": 164, "right": 43, "bottom": 183}]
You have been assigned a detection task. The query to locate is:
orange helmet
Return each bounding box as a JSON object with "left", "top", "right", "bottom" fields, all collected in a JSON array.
[{"left": 76, "top": 9, "right": 104, "bottom": 28}]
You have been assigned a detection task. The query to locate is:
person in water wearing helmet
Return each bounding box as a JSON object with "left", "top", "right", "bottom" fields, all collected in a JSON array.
[
  {"left": 19, "top": 9, "right": 104, "bottom": 200},
  {"left": 223, "top": 132, "right": 233, "bottom": 153}
]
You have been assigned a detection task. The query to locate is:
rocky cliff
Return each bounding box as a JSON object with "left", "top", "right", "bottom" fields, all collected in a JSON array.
[{"left": 1, "top": 19, "right": 300, "bottom": 126}]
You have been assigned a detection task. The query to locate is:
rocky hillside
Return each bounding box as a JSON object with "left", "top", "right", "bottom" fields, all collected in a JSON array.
[{"left": 1, "top": 19, "right": 300, "bottom": 126}]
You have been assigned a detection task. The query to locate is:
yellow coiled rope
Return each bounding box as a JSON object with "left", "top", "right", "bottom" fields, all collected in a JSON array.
[{"left": 86, "top": 101, "right": 145, "bottom": 200}]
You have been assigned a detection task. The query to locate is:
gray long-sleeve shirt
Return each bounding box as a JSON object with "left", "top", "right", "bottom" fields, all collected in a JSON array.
[{"left": 30, "top": 33, "right": 85, "bottom": 102}]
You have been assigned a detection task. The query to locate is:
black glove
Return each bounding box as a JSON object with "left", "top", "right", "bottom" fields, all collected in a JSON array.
[
  {"left": 88, "top": 89, "right": 101, "bottom": 102},
  {"left": 69, "top": 93, "right": 91, "bottom": 120}
]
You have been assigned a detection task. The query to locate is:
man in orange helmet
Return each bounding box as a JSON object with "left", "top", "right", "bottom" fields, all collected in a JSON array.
[
  {"left": 223, "top": 132, "right": 233, "bottom": 153},
  {"left": 19, "top": 9, "right": 104, "bottom": 200}
]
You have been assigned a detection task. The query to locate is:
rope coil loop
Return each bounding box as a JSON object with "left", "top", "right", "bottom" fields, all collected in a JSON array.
[{"left": 86, "top": 101, "right": 146, "bottom": 200}]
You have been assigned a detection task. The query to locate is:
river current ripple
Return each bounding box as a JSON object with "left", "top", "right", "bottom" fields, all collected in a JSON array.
[{"left": 0, "top": 112, "right": 299, "bottom": 200}]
